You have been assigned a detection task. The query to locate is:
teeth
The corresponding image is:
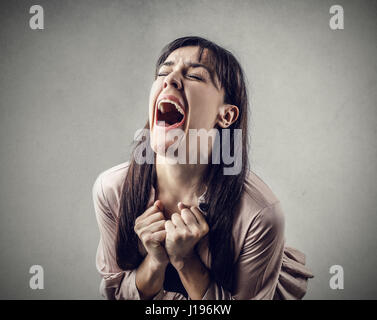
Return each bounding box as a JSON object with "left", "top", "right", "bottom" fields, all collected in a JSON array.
[{"left": 158, "top": 99, "right": 184, "bottom": 115}]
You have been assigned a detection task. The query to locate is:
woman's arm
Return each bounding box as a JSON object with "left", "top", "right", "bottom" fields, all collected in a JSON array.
[
  {"left": 135, "top": 254, "right": 168, "bottom": 299},
  {"left": 93, "top": 173, "right": 168, "bottom": 300},
  {"left": 200, "top": 202, "right": 285, "bottom": 300},
  {"left": 175, "top": 253, "right": 210, "bottom": 300}
]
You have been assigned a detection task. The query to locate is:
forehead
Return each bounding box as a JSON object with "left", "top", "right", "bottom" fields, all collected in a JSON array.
[{"left": 165, "top": 46, "right": 211, "bottom": 64}]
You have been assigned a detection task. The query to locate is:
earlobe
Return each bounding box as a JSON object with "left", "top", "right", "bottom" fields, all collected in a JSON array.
[{"left": 217, "top": 104, "right": 239, "bottom": 128}]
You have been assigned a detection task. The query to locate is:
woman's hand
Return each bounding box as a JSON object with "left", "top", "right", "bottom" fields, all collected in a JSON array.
[
  {"left": 134, "top": 200, "right": 169, "bottom": 267},
  {"left": 165, "top": 202, "right": 209, "bottom": 270}
]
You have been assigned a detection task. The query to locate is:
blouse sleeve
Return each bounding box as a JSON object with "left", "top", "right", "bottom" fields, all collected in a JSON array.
[
  {"left": 200, "top": 202, "right": 286, "bottom": 300},
  {"left": 92, "top": 172, "right": 144, "bottom": 299}
]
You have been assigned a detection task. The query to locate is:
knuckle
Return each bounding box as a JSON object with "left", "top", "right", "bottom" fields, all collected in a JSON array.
[
  {"left": 143, "top": 233, "right": 152, "bottom": 244},
  {"left": 192, "top": 229, "right": 200, "bottom": 238},
  {"left": 134, "top": 222, "right": 140, "bottom": 232},
  {"left": 180, "top": 230, "right": 189, "bottom": 239},
  {"left": 140, "top": 229, "right": 148, "bottom": 239},
  {"left": 199, "top": 222, "right": 209, "bottom": 233}
]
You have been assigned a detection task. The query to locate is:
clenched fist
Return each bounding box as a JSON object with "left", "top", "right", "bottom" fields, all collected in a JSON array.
[
  {"left": 165, "top": 202, "right": 209, "bottom": 270},
  {"left": 134, "top": 200, "right": 169, "bottom": 266}
]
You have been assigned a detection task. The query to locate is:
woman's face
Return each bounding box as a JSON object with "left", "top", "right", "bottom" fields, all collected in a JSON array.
[{"left": 148, "top": 46, "right": 226, "bottom": 156}]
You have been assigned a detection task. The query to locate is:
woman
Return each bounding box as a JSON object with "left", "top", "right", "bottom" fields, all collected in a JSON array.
[{"left": 93, "top": 36, "right": 314, "bottom": 300}]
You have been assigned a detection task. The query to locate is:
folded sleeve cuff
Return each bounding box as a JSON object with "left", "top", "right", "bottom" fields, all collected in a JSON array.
[
  {"left": 196, "top": 280, "right": 234, "bottom": 300},
  {"left": 100, "top": 269, "right": 141, "bottom": 300},
  {"left": 274, "top": 246, "right": 314, "bottom": 300}
]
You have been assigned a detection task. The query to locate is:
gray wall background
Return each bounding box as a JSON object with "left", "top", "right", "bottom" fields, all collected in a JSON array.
[{"left": 0, "top": 0, "right": 376, "bottom": 299}]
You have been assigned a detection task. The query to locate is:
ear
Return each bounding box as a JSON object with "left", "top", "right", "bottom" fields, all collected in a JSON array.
[{"left": 217, "top": 104, "right": 239, "bottom": 128}]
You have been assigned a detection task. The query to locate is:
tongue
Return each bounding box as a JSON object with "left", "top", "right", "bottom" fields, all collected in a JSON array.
[{"left": 158, "top": 102, "right": 183, "bottom": 125}]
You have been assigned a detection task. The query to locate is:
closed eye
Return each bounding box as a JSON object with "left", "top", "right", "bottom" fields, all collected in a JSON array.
[
  {"left": 157, "top": 73, "right": 203, "bottom": 81},
  {"left": 187, "top": 74, "right": 203, "bottom": 80}
]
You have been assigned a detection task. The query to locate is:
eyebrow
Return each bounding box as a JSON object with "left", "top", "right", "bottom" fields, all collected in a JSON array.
[{"left": 159, "top": 60, "right": 218, "bottom": 88}]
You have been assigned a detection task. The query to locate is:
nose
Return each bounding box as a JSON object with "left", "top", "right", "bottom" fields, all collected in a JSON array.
[{"left": 163, "top": 72, "right": 182, "bottom": 90}]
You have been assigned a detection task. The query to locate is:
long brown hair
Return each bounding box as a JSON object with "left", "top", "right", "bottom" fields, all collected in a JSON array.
[{"left": 116, "top": 36, "right": 250, "bottom": 291}]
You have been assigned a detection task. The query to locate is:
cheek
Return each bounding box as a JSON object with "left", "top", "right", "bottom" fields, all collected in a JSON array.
[{"left": 189, "top": 98, "right": 219, "bottom": 129}]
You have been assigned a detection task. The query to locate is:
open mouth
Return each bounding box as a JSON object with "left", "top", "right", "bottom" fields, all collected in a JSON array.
[{"left": 156, "top": 100, "right": 186, "bottom": 129}]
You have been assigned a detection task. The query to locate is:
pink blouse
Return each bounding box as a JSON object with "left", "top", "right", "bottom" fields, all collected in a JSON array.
[{"left": 92, "top": 161, "right": 314, "bottom": 300}]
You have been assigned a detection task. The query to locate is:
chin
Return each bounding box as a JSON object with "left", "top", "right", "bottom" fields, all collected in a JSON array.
[{"left": 150, "top": 126, "right": 187, "bottom": 162}]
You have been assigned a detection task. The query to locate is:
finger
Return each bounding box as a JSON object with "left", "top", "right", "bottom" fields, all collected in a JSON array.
[
  {"left": 145, "top": 201, "right": 162, "bottom": 216},
  {"left": 190, "top": 206, "right": 209, "bottom": 235},
  {"left": 135, "top": 211, "right": 165, "bottom": 231},
  {"left": 138, "top": 220, "right": 166, "bottom": 235},
  {"left": 165, "top": 220, "right": 176, "bottom": 234},
  {"left": 171, "top": 212, "right": 187, "bottom": 229},
  {"left": 177, "top": 202, "right": 186, "bottom": 211},
  {"left": 180, "top": 208, "right": 199, "bottom": 226},
  {"left": 151, "top": 230, "right": 166, "bottom": 242},
  {"left": 180, "top": 209, "right": 202, "bottom": 236},
  {"left": 135, "top": 202, "right": 162, "bottom": 224},
  {"left": 143, "top": 230, "right": 165, "bottom": 248},
  {"left": 154, "top": 200, "right": 164, "bottom": 212},
  {"left": 190, "top": 206, "right": 207, "bottom": 225}
]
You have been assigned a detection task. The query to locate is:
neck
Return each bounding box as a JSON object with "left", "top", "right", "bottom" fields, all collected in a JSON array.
[{"left": 155, "top": 154, "right": 207, "bottom": 203}]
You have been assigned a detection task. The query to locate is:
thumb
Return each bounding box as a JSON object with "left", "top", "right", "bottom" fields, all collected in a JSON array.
[
  {"left": 154, "top": 200, "right": 164, "bottom": 211},
  {"left": 177, "top": 202, "right": 188, "bottom": 211},
  {"left": 151, "top": 230, "right": 166, "bottom": 243}
]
